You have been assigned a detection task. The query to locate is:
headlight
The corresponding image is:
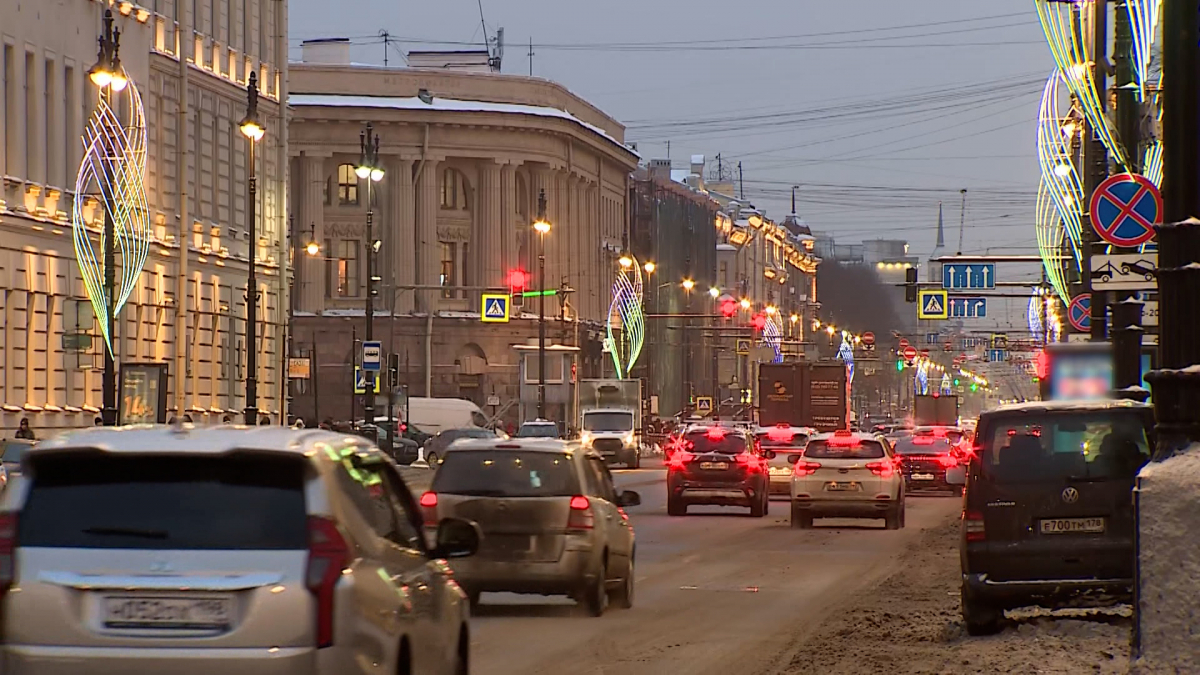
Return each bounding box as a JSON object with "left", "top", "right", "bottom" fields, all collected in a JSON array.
[
  {"left": 580, "top": 432, "right": 592, "bottom": 446},
  {"left": 624, "top": 433, "right": 635, "bottom": 446}
]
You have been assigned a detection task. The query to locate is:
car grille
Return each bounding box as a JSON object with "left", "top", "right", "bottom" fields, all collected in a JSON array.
[{"left": 593, "top": 438, "right": 623, "bottom": 453}]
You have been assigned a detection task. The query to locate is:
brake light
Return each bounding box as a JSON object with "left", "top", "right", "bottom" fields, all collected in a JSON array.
[
  {"left": 306, "top": 516, "right": 350, "bottom": 648},
  {"left": 668, "top": 450, "right": 694, "bottom": 470},
  {"left": 964, "top": 509, "right": 985, "bottom": 541},
  {"left": 866, "top": 461, "right": 894, "bottom": 478},
  {"left": 705, "top": 427, "right": 727, "bottom": 441},
  {"left": 912, "top": 436, "right": 935, "bottom": 445},
  {"left": 736, "top": 453, "right": 763, "bottom": 472},
  {"left": 794, "top": 460, "right": 821, "bottom": 476},
  {"left": 567, "top": 495, "right": 594, "bottom": 531},
  {"left": 827, "top": 435, "right": 862, "bottom": 447},
  {"left": 419, "top": 491, "right": 438, "bottom": 508},
  {"left": 767, "top": 425, "right": 794, "bottom": 443},
  {"left": 0, "top": 513, "right": 16, "bottom": 597}
]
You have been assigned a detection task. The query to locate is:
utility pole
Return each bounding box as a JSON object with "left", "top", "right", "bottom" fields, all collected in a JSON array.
[
  {"left": 528, "top": 38, "right": 534, "bottom": 76},
  {"left": 357, "top": 123, "right": 384, "bottom": 426},
  {"left": 737, "top": 162, "right": 744, "bottom": 200},
  {"left": 1084, "top": 0, "right": 1109, "bottom": 341},
  {"left": 534, "top": 190, "right": 550, "bottom": 419}
]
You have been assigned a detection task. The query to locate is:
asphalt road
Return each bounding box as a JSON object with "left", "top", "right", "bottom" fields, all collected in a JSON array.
[{"left": 465, "top": 460, "right": 963, "bottom": 675}]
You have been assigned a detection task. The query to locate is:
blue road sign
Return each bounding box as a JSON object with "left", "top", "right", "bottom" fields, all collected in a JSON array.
[
  {"left": 926, "top": 333, "right": 940, "bottom": 345},
  {"left": 949, "top": 297, "right": 988, "bottom": 318},
  {"left": 1068, "top": 293, "right": 1091, "bottom": 332},
  {"left": 362, "top": 340, "right": 382, "bottom": 371},
  {"left": 988, "top": 349, "right": 1008, "bottom": 363},
  {"left": 918, "top": 289, "right": 949, "bottom": 319},
  {"left": 942, "top": 263, "right": 996, "bottom": 290},
  {"left": 1089, "top": 173, "right": 1160, "bottom": 247},
  {"left": 354, "top": 367, "right": 381, "bottom": 394}
]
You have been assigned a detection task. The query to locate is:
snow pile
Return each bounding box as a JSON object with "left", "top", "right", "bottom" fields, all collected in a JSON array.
[{"left": 1134, "top": 444, "right": 1200, "bottom": 673}]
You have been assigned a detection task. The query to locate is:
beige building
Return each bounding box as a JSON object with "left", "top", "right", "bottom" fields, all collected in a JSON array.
[
  {"left": 288, "top": 42, "right": 639, "bottom": 424},
  {"left": 0, "top": 0, "right": 288, "bottom": 433}
]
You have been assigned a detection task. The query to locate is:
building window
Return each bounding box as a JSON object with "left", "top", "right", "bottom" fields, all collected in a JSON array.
[
  {"left": 325, "top": 239, "right": 359, "bottom": 297},
  {"left": 440, "top": 168, "right": 467, "bottom": 210},
  {"left": 440, "top": 241, "right": 456, "bottom": 298},
  {"left": 337, "top": 163, "right": 358, "bottom": 205}
]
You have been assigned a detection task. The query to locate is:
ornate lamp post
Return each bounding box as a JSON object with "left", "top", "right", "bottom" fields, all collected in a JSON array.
[
  {"left": 238, "top": 73, "right": 265, "bottom": 424},
  {"left": 355, "top": 123, "right": 385, "bottom": 425},
  {"left": 533, "top": 190, "right": 551, "bottom": 419}
]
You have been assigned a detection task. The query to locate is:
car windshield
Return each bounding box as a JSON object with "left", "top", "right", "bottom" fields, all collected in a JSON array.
[
  {"left": 804, "top": 438, "right": 887, "bottom": 460},
  {"left": 683, "top": 431, "right": 746, "bottom": 454},
  {"left": 757, "top": 431, "right": 808, "bottom": 448},
  {"left": 582, "top": 412, "right": 634, "bottom": 432},
  {"left": 980, "top": 410, "right": 1151, "bottom": 483},
  {"left": 895, "top": 437, "right": 954, "bottom": 455},
  {"left": 2, "top": 441, "right": 30, "bottom": 463},
  {"left": 516, "top": 424, "right": 558, "bottom": 438},
  {"left": 18, "top": 453, "right": 309, "bottom": 550},
  {"left": 431, "top": 451, "right": 580, "bottom": 497}
]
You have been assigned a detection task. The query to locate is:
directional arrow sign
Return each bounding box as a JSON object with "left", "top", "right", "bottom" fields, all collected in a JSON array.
[
  {"left": 942, "top": 263, "right": 996, "bottom": 290},
  {"left": 948, "top": 297, "right": 988, "bottom": 318},
  {"left": 918, "top": 290, "right": 949, "bottom": 320},
  {"left": 1091, "top": 253, "right": 1158, "bottom": 290}
]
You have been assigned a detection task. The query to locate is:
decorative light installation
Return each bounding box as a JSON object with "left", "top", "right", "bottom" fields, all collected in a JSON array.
[
  {"left": 915, "top": 360, "right": 929, "bottom": 396},
  {"left": 940, "top": 373, "right": 953, "bottom": 396},
  {"left": 605, "top": 256, "right": 645, "bottom": 378},
  {"left": 836, "top": 333, "right": 854, "bottom": 386},
  {"left": 762, "top": 313, "right": 783, "bottom": 364},
  {"left": 73, "top": 72, "right": 149, "bottom": 355},
  {"left": 1036, "top": 70, "right": 1084, "bottom": 265},
  {"left": 1028, "top": 289, "right": 1064, "bottom": 345}
]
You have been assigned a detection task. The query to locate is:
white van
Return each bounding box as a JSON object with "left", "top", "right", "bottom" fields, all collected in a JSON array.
[{"left": 399, "top": 397, "right": 489, "bottom": 435}]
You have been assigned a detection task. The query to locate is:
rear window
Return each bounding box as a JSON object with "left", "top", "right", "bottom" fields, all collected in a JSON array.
[
  {"left": 979, "top": 411, "right": 1151, "bottom": 483},
  {"left": 516, "top": 424, "right": 558, "bottom": 438},
  {"left": 756, "top": 431, "right": 809, "bottom": 448},
  {"left": 18, "top": 453, "right": 309, "bottom": 550},
  {"left": 804, "top": 438, "right": 886, "bottom": 460},
  {"left": 895, "top": 437, "right": 954, "bottom": 455},
  {"left": 683, "top": 431, "right": 747, "bottom": 454},
  {"left": 432, "top": 451, "right": 580, "bottom": 497}
]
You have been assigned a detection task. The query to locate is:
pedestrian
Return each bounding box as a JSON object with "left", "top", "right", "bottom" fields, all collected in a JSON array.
[{"left": 15, "top": 418, "right": 35, "bottom": 440}]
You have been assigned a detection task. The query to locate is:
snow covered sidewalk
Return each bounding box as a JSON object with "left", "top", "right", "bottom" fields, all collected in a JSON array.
[{"left": 782, "top": 518, "right": 1132, "bottom": 674}]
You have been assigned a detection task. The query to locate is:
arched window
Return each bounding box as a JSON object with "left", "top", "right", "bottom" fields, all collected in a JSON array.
[
  {"left": 440, "top": 168, "right": 468, "bottom": 210},
  {"left": 337, "top": 164, "right": 359, "bottom": 205}
]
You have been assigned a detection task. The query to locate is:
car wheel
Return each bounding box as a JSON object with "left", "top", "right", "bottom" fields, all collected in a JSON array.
[
  {"left": 667, "top": 496, "right": 687, "bottom": 517},
  {"left": 583, "top": 561, "right": 608, "bottom": 617},
  {"left": 884, "top": 505, "right": 901, "bottom": 530},
  {"left": 763, "top": 492, "right": 770, "bottom": 516},
  {"left": 790, "top": 505, "right": 812, "bottom": 529},
  {"left": 961, "top": 585, "right": 1002, "bottom": 636},
  {"left": 898, "top": 500, "right": 907, "bottom": 529},
  {"left": 629, "top": 452, "right": 640, "bottom": 469},
  {"left": 612, "top": 557, "right": 634, "bottom": 609},
  {"left": 750, "top": 493, "right": 765, "bottom": 518}
]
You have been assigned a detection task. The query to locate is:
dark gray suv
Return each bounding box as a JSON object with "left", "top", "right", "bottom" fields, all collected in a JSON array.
[{"left": 959, "top": 399, "right": 1152, "bottom": 635}]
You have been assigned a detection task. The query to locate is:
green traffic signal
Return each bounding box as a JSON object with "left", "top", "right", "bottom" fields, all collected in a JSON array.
[
  {"left": 954, "top": 378, "right": 960, "bottom": 386},
  {"left": 896, "top": 360, "right": 904, "bottom": 372},
  {"left": 970, "top": 383, "right": 978, "bottom": 392}
]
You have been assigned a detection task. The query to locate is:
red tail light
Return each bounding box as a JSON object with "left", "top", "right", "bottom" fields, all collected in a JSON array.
[
  {"left": 419, "top": 491, "right": 438, "bottom": 508},
  {"left": 419, "top": 491, "right": 439, "bottom": 526},
  {"left": 668, "top": 450, "right": 694, "bottom": 470},
  {"left": 794, "top": 460, "right": 821, "bottom": 476},
  {"left": 306, "top": 516, "right": 350, "bottom": 648},
  {"left": 964, "top": 509, "right": 985, "bottom": 542},
  {"left": 0, "top": 513, "right": 16, "bottom": 597},
  {"left": 735, "top": 453, "right": 763, "bottom": 471},
  {"left": 567, "top": 495, "right": 594, "bottom": 530},
  {"left": 866, "top": 461, "right": 894, "bottom": 478},
  {"left": 705, "top": 427, "right": 727, "bottom": 441},
  {"left": 937, "top": 454, "right": 958, "bottom": 468}
]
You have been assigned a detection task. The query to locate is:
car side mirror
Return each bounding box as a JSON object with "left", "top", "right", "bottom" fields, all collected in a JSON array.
[
  {"left": 762, "top": 450, "right": 777, "bottom": 460},
  {"left": 945, "top": 465, "right": 967, "bottom": 486},
  {"left": 432, "top": 518, "right": 481, "bottom": 559},
  {"left": 617, "top": 490, "right": 641, "bottom": 507},
  {"left": 787, "top": 454, "right": 803, "bottom": 465}
]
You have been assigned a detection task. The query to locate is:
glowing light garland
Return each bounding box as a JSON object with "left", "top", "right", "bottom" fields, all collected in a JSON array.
[
  {"left": 1035, "top": 69, "right": 1083, "bottom": 303},
  {"left": 1027, "top": 291, "right": 1064, "bottom": 344},
  {"left": 73, "top": 72, "right": 150, "bottom": 356},
  {"left": 836, "top": 333, "right": 854, "bottom": 386},
  {"left": 606, "top": 258, "right": 645, "bottom": 378},
  {"left": 762, "top": 314, "right": 783, "bottom": 364}
]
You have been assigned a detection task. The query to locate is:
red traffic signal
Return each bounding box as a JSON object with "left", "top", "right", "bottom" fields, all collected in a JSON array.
[
  {"left": 751, "top": 313, "right": 767, "bottom": 331},
  {"left": 507, "top": 268, "right": 529, "bottom": 292},
  {"left": 721, "top": 299, "right": 738, "bottom": 318}
]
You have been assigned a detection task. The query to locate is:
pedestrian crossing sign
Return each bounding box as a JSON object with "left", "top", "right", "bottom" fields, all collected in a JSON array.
[
  {"left": 354, "top": 367, "right": 381, "bottom": 395},
  {"left": 481, "top": 294, "right": 510, "bottom": 323},
  {"left": 695, "top": 396, "right": 714, "bottom": 414},
  {"left": 917, "top": 289, "right": 949, "bottom": 320}
]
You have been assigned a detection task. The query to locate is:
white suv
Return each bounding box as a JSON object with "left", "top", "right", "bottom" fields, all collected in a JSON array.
[
  {"left": 789, "top": 430, "right": 905, "bottom": 529},
  {"left": 0, "top": 425, "right": 479, "bottom": 675}
]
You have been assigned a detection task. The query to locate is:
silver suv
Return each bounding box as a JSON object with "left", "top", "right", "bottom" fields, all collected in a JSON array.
[{"left": 0, "top": 425, "right": 480, "bottom": 675}]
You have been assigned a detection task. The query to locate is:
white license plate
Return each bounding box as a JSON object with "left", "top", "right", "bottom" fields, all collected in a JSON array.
[
  {"left": 825, "top": 482, "right": 860, "bottom": 492},
  {"left": 1039, "top": 517, "right": 1105, "bottom": 534},
  {"left": 911, "top": 473, "right": 936, "bottom": 480},
  {"left": 104, "top": 596, "right": 232, "bottom": 629},
  {"left": 700, "top": 462, "right": 728, "bottom": 470}
]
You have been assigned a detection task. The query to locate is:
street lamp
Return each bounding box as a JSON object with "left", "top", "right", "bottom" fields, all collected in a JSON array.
[
  {"left": 643, "top": 261, "right": 656, "bottom": 275},
  {"left": 765, "top": 305, "right": 777, "bottom": 316},
  {"left": 356, "top": 122, "right": 384, "bottom": 425},
  {"left": 89, "top": 9, "right": 126, "bottom": 426},
  {"left": 533, "top": 190, "right": 550, "bottom": 419},
  {"left": 681, "top": 278, "right": 695, "bottom": 292},
  {"left": 740, "top": 297, "right": 751, "bottom": 310},
  {"left": 618, "top": 255, "right": 634, "bottom": 270},
  {"left": 238, "top": 71, "right": 265, "bottom": 425},
  {"left": 708, "top": 286, "right": 720, "bottom": 299}
]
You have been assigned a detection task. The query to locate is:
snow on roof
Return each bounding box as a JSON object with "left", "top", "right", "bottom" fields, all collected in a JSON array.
[
  {"left": 983, "top": 398, "right": 1152, "bottom": 415},
  {"left": 289, "top": 93, "right": 634, "bottom": 155},
  {"left": 716, "top": 243, "right": 738, "bottom": 252}
]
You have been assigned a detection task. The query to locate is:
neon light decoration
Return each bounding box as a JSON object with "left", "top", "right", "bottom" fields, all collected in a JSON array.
[
  {"left": 762, "top": 314, "right": 783, "bottom": 364},
  {"left": 606, "top": 256, "right": 645, "bottom": 378},
  {"left": 836, "top": 333, "right": 854, "bottom": 386},
  {"left": 72, "top": 71, "right": 149, "bottom": 356}
]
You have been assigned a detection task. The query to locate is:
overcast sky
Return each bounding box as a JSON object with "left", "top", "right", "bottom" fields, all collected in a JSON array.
[{"left": 289, "top": 0, "right": 1055, "bottom": 329}]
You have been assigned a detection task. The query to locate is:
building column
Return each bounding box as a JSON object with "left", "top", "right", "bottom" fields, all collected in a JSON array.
[
  {"left": 474, "top": 160, "right": 503, "bottom": 308},
  {"left": 415, "top": 159, "right": 440, "bottom": 312},
  {"left": 528, "top": 165, "right": 551, "bottom": 295},
  {"left": 300, "top": 153, "right": 326, "bottom": 312},
  {"left": 499, "top": 163, "right": 517, "bottom": 278},
  {"left": 388, "top": 158, "right": 415, "bottom": 314},
  {"left": 567, "top": 175, "right": 582, "bottom": 314},
  {"left": 552, "top": 170, "right": 569, "bottom": 296},
  {"left": 586, "top": 182, "right": 599, "bottom": 322}
]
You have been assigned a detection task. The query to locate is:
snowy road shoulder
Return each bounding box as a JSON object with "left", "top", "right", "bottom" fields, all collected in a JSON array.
[{"left": 780, "top": 516, "right": 1132, "bottom": 675}]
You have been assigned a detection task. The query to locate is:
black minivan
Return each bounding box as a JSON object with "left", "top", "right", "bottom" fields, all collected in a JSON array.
[{"left": 958, "top": 399, "right": 1152, "bottom": 635}]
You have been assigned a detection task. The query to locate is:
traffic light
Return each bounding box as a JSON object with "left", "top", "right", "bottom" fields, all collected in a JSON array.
[
  {"left": 721, "top": 299, "right": 738, "bottom": 318},
  {"left": 896, "top": 359, "right": 905, "bottom": 372},
  {"left": 970, "top": 383, "right": 978, "bottom": 392},
  {"left": 751, "top": 313, "right": 767, "bottom": 331},
  {"left": 905, "top": 266, "right": 918, "bottom": 303},
  {"left": 507, "top": 268, "right": 529, "bottom": 308},
  {"left": 954, "top": 378, "right": 960, "bottom": 386}
]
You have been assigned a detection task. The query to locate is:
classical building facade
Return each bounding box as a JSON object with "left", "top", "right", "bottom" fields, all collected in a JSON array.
[
  {"left": 288, "top": 43, "right": 639, "bottom": 425},
  {"left": 0, "top": 0, "right": 288, "bottom": 434}
]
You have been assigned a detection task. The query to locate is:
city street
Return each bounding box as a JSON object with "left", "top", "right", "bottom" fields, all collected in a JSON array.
[{"left": 463, "top": 462, "right": 963, "bottom": 675}]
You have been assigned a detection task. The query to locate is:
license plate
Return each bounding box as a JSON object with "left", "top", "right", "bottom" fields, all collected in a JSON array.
[
  {"left": 103, "top": 596, "right": 232, "bottom": 629},
  {"left": 700, "top": 462, "right": 728, "bottom": 470},
  {"left": 825, "top": 482, "right": 860, "bottom": 491},
  {"left": 1039, "top": 517, "right": 1105, "bottom": 534},
  {"left": 911, "top": 473, "right": 935, "bottom": 480}
]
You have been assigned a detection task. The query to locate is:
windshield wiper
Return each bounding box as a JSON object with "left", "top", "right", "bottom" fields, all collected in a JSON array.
[{"left": 82, "top": 526, "right": 169, "bottom": 540}]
